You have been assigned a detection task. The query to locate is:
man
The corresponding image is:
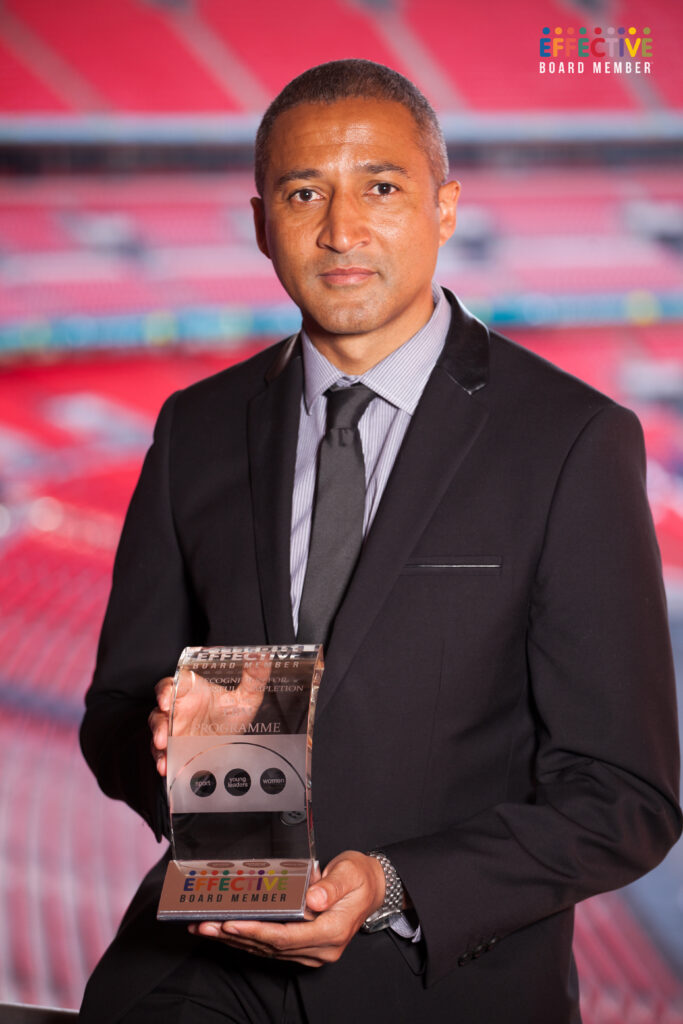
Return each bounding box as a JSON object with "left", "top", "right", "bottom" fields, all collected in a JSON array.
[{"left": 80, "top": 60, "right": 681, "bottom": 1023}]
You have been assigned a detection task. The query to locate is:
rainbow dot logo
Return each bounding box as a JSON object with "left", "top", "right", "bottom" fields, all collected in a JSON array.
[
  {"left": 538, "top": 25, "right": 653, "bottom": 76},
  {"left": 539, "top": 25, "right": 652, "bottom": 60},
  {"left": 182, "top": 865, "right": 291, "bottom": 894}
]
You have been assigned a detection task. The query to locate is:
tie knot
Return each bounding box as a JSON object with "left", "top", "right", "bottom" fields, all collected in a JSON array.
[{"left": 325, "top": 383, "right": 375, "bottom": 432}]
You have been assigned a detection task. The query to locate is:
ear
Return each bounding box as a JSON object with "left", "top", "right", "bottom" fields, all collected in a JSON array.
[
  {"left": 251, "top": 196, "right": 271, "bottom": 259},
  {"left": 437, "top": 180, "right": 460, "bottom": 246}
]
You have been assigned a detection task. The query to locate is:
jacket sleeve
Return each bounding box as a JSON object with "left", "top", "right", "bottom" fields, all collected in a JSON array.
[
  {"left": 80, "top": 391, "right": 204, "bottom": 840},
  {"left": 385, "top": 403, "right": 682, "bottom": 986}
]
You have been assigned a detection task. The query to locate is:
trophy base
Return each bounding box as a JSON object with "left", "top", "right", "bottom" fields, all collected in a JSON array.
[{"left": 157, "top": 858, "right": 315, "bottom": 921}]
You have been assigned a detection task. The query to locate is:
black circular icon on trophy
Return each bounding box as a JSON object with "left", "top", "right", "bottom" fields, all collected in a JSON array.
[
  {"left": 224, "top": 769, "right": 251, "bottom": 796},
  {"left": 189, "top": 770, "right": 216, "bottom": 797},
  {"left": 260, "top": 767, "right": 287, "bottom": 794}
]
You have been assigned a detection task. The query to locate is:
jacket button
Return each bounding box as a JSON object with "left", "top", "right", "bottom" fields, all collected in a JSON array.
[
  {"left": 486, "top": 936, "right": 498, "bottom": 951},
  {"left": 457, "top": 953, "right": 471, "bottom": 966}
]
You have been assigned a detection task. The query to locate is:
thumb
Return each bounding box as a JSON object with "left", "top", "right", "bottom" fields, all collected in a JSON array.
[
  {"left": 174, "top": 668, "right": 198, "bottom": 701},
  {"left": 305, "top": 860, "right": 354, "bottom": 913},
  {"left": 306, "top": 882, "right": 331, "bottom": 912}
]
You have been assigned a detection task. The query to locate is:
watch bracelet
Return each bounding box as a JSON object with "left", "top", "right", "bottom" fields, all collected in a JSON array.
[{"left": 364, "top": 850, "right": 403, "bottom": 920}]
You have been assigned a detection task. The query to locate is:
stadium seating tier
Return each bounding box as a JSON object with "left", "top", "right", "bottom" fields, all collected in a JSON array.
[
  {"left": 3, "top": 0, "right": 240, "bottom": 112},
  {"left": 1, "top": 0, "right": 679, "bottom": 114}
]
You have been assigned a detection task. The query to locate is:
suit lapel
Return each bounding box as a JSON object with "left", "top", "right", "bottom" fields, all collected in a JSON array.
[
  {"left": 317, "top": 295, "right": 491, "bottom": 716},
  {"left": 247, "top": 335, "right": 302, "bottom": 644}
]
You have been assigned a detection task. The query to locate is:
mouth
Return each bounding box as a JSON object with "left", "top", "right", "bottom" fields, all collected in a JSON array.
[{"left": 318, "top": 267, "right": 376, "bottom": 286}]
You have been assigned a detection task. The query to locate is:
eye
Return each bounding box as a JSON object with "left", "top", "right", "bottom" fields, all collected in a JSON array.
[
  {"left": 370, "top": 182, "right": 398, "bottom": 196},
  {"left": 290, "top": 187, "right": 320, "bottom": 203}
]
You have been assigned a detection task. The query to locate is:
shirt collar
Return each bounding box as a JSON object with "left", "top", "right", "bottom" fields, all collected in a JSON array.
[{"left": 301, "top": 284, "right": 451, "bottom": 416}]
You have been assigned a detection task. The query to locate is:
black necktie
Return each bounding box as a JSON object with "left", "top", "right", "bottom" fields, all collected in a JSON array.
[{"left": 297, "top": 383, "right": 375, "bottom": 645}]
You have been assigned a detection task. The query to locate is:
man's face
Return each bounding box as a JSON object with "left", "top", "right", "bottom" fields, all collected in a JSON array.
[{"left": 252, "top": 98, "right": 459, "bottom": 364}]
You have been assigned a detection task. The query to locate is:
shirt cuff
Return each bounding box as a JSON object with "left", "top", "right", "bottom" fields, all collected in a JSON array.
[{"left": 390, "top": 913, "right": 422, "bottom": 943}]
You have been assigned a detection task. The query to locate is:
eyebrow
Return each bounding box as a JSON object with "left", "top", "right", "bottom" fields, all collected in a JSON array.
[
  {"left": 275, "top": 168, "right": 321, "bottom": 188},
  {"left": 274, "top": 162, "right": 411, "bottom": 190}
]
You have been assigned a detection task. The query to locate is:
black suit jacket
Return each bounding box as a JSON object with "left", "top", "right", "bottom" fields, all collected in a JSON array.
[{"left": 80, "top": 292, "right": 681, "bottom": 1023}]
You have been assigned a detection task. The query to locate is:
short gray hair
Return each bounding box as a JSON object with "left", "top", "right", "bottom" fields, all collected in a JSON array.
[{"left": 254, "top": 59, "right": 448, "bottom": 196}]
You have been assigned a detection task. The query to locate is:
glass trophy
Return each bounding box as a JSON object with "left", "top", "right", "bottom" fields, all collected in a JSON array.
[{"left": 157, "top": 644, "right": 323, "bottom": 921}]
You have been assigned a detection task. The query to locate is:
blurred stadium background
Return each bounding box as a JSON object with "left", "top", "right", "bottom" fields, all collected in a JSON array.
[{"left": 0, "top": 0, "right": 682, "bottom": 1019}]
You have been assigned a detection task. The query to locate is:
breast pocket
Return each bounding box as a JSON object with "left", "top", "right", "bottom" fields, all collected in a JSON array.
[{"left": 401, "top": 556, "right": 503, "bottom": 576}]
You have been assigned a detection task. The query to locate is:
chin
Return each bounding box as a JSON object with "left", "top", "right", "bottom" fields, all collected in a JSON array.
[{"left": 309, "top": 300, "right": 384, "bottom": 337}]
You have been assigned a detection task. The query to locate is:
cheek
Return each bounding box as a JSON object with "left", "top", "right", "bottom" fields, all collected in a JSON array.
[
  {"left": 378, "top": 205, "right": 440, "bottom": 248},
  {"left": 379, "top": 214, "right": 441, "bottom": 276},
  {"left": 266, "top": 227, "right": 309, "bottom": 283}
]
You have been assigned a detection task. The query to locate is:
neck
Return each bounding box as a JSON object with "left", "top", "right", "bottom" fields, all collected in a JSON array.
[
  {"left": 304, "top": 301, "right": 436, "bottom": 375},
  {"left": 308, "top": 335, "right": 399, "bottom": 375}
]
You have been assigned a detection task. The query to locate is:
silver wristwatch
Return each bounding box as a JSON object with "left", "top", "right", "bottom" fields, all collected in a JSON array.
[{"left": 361, "top": 851, "right": 404, "bottom": 933}]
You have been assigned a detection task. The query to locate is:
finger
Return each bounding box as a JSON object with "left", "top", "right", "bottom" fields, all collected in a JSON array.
[
  {"left": 149, "top": 710, "right": 168, "bottom": 751},
  {"left": 169, "top": 670, "right": 216, "bottom": 736},
  {"left": 196, "top": 917, "right": 353, "bottom": 968},
  {"left": 189, "top": 925, "right": 324, "bottom": 968},
  {"left": 173, "top": 668, "right": 198, "bottom": 702},
  {"left": 218, "top": 920, "right": 297, "bottom": 943},
  {"left": 154, "top": 676, "right": 174, "bottom": 711},
  {"left": 148, "top": 734, "right": 166, "bottom": 776},
  {"left": 149, "top": 735, "right": 167, "bottom": 776},
  {"left": 220, "top": 912, "right": 347, "bottom": 954},
  {"left": 148, "top": 705, "right": 169, "bottom": 776},
  {"left": 193, "top": 923, "right": 282, "bottom": 958},
  {"left": 217, "top": 919, "right": 326, "bottom": 950}
]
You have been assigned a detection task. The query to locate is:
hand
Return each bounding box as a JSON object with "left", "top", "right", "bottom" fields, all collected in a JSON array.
[
  {"left": 149, "top": 676, "right": 174, "bottom": 777},
  {"left": 148, "top": 659, "right": 271, "bottom": 777},
  {"left": 188, "top": 851, "right": 386, "bottom": 967}
]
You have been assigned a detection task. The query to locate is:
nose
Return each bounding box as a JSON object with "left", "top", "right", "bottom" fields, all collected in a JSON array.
[{"left": 317, "top": 191, "right": 370, "bottom": 253}]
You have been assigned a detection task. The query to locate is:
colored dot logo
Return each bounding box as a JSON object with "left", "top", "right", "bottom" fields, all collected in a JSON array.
[{"left": 538, "top": 25, "right": 653, "bottom": 70}]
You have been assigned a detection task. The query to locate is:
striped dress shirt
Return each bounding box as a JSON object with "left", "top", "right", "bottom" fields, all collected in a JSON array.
[
  {"left": 290, "top": 284, "right": 452, "bottom": 633},
  {"left": 289, "top": 284, "right": 451, "bottom": 942}
]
